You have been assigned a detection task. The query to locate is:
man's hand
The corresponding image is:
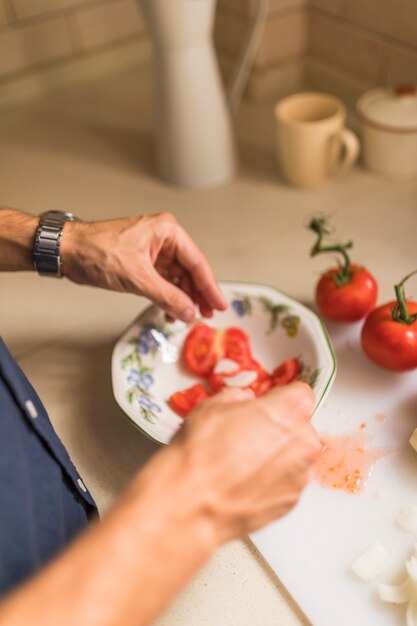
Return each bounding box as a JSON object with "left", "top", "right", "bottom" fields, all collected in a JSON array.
[
  {"left": 0, "top": 381, "right": 321, "bottom": 626},
  {"left": 173, "top": 382, "right": 321, "bottom": 542},
  {"left": 61, "top": 213, "right": 226, "bottom": 322}
]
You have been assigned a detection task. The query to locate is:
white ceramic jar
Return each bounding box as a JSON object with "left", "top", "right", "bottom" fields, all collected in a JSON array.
[{"left": 356, "top": 86, "right": 417, "bottom": 179}]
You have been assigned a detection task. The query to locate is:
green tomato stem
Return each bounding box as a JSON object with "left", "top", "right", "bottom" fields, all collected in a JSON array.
[
  {"left": 392, "top": 269, "right": 417, "bottom": 324},
  {"left": 308, "top": 217, "right": 353, "bottom": 286}
]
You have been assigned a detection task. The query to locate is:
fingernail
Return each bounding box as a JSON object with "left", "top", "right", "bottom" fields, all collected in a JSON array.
[
  {"left": 218, "top": 288, "right": 228, "bottom": 309},
  {"left": 180, "top": 307, "right": 195, "bottom": 323}
]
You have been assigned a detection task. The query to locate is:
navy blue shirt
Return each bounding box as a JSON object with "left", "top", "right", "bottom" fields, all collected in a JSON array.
[{"left": 0, "top": 338, "right": 97, "bottom": 596}]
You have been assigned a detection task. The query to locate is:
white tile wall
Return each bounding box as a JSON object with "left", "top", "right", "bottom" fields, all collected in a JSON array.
[
  {"left": 0, "top": 16, "right": 73, "bottom": 75},
  {"left": 75, "top": 0, "right": 144, "bottom": 50}
]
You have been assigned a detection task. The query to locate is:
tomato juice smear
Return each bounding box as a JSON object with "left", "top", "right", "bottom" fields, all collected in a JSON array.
[{"left": 313, "top": 433, "right": 387, "bottom": 494}]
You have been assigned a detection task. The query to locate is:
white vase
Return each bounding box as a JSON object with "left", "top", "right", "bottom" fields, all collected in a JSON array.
[{"left": 140, "top": 0, "right": 264, "bottom": 189}]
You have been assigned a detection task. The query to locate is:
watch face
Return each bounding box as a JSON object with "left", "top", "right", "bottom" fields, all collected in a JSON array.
[{"left": 40, "top": 210, "right": 77, "bottom": 221}]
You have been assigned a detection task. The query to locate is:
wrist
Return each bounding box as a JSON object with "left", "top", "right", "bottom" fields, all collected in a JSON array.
[
  {"left": 60, "top": 221, "right": 95, "bottom": 282},
  {"left": 127, "top": 445, "right": 221, "bottom": 557},
  {"left": 0, "top": 209, "right": 38, "bottom": 271}
]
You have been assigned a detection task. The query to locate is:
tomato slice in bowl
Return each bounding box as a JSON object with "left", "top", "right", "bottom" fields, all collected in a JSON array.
[
  {"left": 208, "top": 359, "right": 272, "bottom": 397},
  {"left": 271, "top": 358, "right": 300, "bottom": 387},
  {"left": 223, "top": 327, "right": 253, "bottom": 367},
  {"left": 183, "top": 323, "right": 224, "bottom": 376},
  {"left": 250, "top": 365, "right": 272, "bottom": 396},
  {"left": 168, "top": 383, "right": 211, "bottom": 418}
]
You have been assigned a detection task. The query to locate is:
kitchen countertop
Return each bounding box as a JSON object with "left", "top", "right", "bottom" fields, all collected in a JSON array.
[{"left": 1, "top": 64, "right": 416, "bottom": 626}]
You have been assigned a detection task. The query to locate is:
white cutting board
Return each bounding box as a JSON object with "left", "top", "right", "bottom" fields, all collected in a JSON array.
[{"left": 251, "top": 320, "right": 417, "bottom": 626}]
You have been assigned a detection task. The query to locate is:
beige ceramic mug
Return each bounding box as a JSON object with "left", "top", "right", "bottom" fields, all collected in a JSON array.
[{"left": 274, "top": 92, "right": 360, "bottom": 188}]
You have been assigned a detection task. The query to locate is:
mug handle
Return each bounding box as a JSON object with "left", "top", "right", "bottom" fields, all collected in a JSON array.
[{"left": 329, "top": 129, "right": 360, "bottom": 176}]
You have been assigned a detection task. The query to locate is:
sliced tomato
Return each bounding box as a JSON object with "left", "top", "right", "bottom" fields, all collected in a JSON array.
[
  {"left": 271, "top": 358, "right": 301, "bottom": 387},
  {"left": 250, "top": 366, "right": 272, "bottom": 396},
  {"left": 183, "top": 323, "right": 223, "bottom": 376},
  {"left": 223, "top": 327, "right": 253, "bottom": 367},
  {"left": 168, "top": 383, "right": 211, "bottom": 418},
  {"left": 208, "top": 359, "right": 271, "bottom": 397}
]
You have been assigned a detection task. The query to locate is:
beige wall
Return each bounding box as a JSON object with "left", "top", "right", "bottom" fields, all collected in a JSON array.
[
  {"left": 0, "top": 0, "right": 415, "bottom": 108},
  {"left": 0, "top": 0, "right": 145, "bottom": 78},
  {"left": 215, "top": 0, "right": 308, "bottom": 99},
  {"left": 309, "top": 0, "right": 417, "bottom": 93}
]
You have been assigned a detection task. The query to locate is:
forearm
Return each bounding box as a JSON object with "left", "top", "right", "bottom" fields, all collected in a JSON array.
[
  {"left": 0, "top": 208, "right": 38, "bottom": 271},
  {"left": 0, "top": 446, "right": 218, "bottom": 626}
]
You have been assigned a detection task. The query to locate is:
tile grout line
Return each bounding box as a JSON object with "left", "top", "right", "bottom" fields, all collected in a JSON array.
[
  {"left": 0, "top": 0, "right": 126, "bottom": 34},
  {"left": 0, "top": 32, "right": 147, "bottom": 89},
  {"left": 65, "top": 11, "right": 85, "bottom": 53},
  {"left": 3, "top": 0, "right": 17, "bottom": 22},
  {"left": 310, "top": 6, "right": 417, "bottom": 57}
]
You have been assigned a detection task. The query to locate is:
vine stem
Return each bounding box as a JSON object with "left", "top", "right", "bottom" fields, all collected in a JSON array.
[
  {"left": 392, "top": 269, "right": 417, "bottom": 324},
  {"left": 308, "top": 217, "right": 353, "bottom": 286}
]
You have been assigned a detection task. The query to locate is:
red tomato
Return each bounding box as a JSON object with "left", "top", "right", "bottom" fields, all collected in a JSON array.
[
  {"left": 316, "top": 264, "right": 378, "bottom": 323},
  {"left": 183, "top": 323, "right": 223, "bottom": 376},
  {"left": 168, "top": 383, "right": 211, "bottom": 418},
  {"left": 223, "top": 327, "right": 253, "bottom": 367},
  {"left": 208, "top": 359, "right": 271, "bottom": 397},
  {"left": 361, "top": 301, "right": 417, "bottom": 371},
  {"left": 271, "top": 358, "right": 300, "bottom": 386},
  {"left": 250, "top": 366, "right": 272, "bottom": 396}
]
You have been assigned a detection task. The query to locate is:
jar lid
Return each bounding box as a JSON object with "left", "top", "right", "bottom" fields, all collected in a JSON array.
[{"left": 357, "top": 86, "right": 417, "bottom": 132}]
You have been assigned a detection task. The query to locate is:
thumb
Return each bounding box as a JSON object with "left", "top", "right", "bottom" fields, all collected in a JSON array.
[{"left": 143, "top": 267, "right": 196, "bottom": 322}]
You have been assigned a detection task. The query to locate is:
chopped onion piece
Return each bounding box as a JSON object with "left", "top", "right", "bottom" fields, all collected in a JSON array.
[
  {"left": 224, "top": 370, "right": 258, "bottom": 388},
  {"left": 378, "top": 579, "right": 412, "bottom": 604},
  {"left": 351, "top": 543, "right": 392, "bottom": 581},
  {"left": 213, "top": 359, "right": 240, "bottom": 375},
  {"left": 410, "top": 429, "right": 417, "bottom": 454},
  {"left": 378, "top": 553, "right": 417, "bottom": 625},
  {"left": 398, "top": 506, "right": 417, "bottom": 533}
]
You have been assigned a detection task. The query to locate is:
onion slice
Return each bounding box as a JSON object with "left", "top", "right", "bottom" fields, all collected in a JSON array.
[
  {"left": 351, "top": 543, "right": 392, "bottom": 581},
  {"left": 224, "top": 370, "right": 258, "bottom": 388},
  {"left": 378, "top": 579, "right": 412, "bottom": 604},
  {"left": 378, "top": 550, "right": 417, "bottom": 626},
  {"left": 213, "top": 359, "right": 240, "bottom": 375}
]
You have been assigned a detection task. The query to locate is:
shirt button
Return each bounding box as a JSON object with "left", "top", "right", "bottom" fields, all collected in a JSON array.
[
  {"left": 77, "top": 478, "right": 88, "bottom": 493},
  {"left": 25, "top": 399, "right": 38, "bottom": 419}
]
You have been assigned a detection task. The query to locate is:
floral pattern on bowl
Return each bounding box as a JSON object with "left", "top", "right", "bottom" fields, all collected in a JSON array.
[{"left": 112, "top": 282, "right": 336, "bottom": 445}]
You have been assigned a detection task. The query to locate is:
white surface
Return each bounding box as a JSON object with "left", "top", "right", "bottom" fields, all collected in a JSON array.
[{"left": 252, "top": 320, "right": 417, "bottom": 626}]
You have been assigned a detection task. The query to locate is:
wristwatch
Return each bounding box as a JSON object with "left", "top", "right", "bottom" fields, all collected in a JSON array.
[{"left": 33, "top": 211, "right": 78, "bottom": 277}]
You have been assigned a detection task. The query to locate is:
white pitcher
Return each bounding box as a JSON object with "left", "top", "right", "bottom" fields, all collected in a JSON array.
[{"left": 139, "top": 0, "right": 266, "bottom": 189}]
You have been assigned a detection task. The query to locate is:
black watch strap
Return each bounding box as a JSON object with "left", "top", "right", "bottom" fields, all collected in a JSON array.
[{"left": 33, "top": 211, "right": 77, "bottom": 277}]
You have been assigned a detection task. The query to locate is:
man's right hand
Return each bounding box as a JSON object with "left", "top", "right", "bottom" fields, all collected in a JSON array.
[
  {"left": 171, "top": 381, "right": 321, "bottom": 543},
  {"left": 0, "top": 383, "right": 321, "bottom": 626}
]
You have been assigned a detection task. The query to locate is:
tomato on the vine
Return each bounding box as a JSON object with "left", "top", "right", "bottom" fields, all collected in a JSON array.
[
  {"left": 361, "top": 271, "right": 417, "bottom": 372},
  {"left": 316, "top": 264, "right": 378, "bottom": 323},
  {"left": 308, "top": 217, "right": 378, "bottom": 323}
]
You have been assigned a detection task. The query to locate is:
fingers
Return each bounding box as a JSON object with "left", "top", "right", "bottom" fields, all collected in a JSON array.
[
  {"left": 258, "top": 381, "right": 315, "bottom": 425},
  {"left": 210, "top": 386, "right": 255, "bottom": 403},
  {"left": 174, "top": 227, "right": 227, "bottom": 313},
  {"left": 144, "top": 266, "right": 196, "bottom": 322}
]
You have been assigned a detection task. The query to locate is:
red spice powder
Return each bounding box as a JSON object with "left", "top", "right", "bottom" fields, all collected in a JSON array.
[{"left": 313, "top": 433, "right": 386, "bottom": 494}]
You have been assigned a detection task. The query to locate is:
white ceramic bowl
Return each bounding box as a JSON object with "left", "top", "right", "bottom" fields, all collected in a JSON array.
[{"left": 112, "top": 282, "right": 336, "bottom": 445}]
